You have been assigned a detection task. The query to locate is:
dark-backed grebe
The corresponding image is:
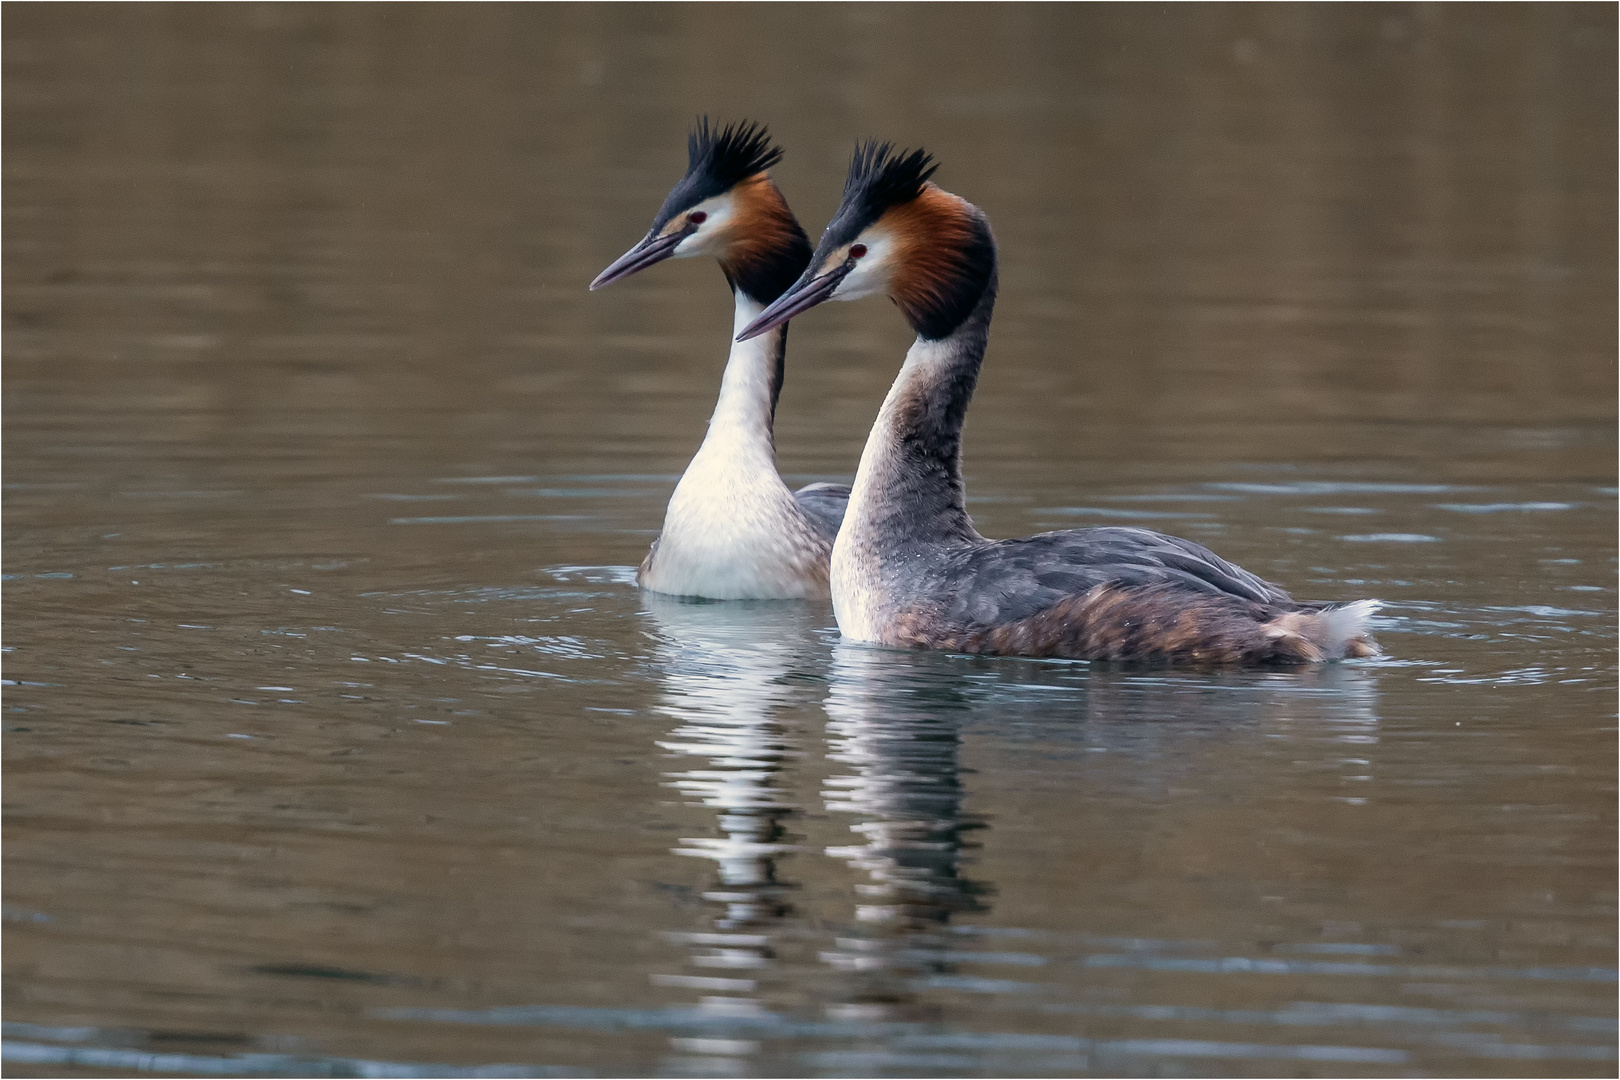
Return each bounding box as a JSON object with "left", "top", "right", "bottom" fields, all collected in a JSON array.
[
  {"left": 591, "top": 120, "right": 849, "bottom": 600},
  {"left": 738, "top": 144, "right": 1380, "bottom": 663}
]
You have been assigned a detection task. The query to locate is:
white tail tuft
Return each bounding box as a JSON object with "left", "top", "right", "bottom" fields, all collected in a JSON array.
[{"left": 1317, "top": 599, "right": 1382, "bottom": 658}]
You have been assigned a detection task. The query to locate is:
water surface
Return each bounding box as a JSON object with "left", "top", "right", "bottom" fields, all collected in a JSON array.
[{"left": 4, "top": 5, "right": 1615, "bottom": 1077}]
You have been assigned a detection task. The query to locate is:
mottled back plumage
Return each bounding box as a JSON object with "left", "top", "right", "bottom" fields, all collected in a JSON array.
[
  {"left": 881, "top": 527, "right": 1377, "bottom": 665},
  {"left": 792, "top": 482, "right": 852, "bottom": 534},
  {"left": 935, "top": 527, "right": 1295, "bottom": 628}
]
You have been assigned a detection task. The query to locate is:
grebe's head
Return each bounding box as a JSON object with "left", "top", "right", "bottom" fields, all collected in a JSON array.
[
  {"left": 737, "top": 141, "right": 995, "bottom": 342},
  {"left": 590, "top": 118, "right": 812, "bottom": 305}
]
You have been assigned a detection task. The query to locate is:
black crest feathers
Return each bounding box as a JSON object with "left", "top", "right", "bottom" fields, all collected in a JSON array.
[
  {"left": 688, "top": 118, "right": 783, "bottom": 191},
  {"left": 841, "top": 142, "right": 938, "bottom": 227},
  {"left": 813, "top": 141, "right": 940, "bottom": 261},
  {"left": 644, "top": 118, "right": 810, "bottom": 306},
  {"left": 811, "top": 140, "right": 994, "bottom": 340},
  {"left": 655, "top": 119, "right": 783, "bottom": 227}
]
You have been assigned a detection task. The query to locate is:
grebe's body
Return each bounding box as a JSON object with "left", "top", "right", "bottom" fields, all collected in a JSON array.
[
  {"left": 592, "top": 121, "right": 847, "bottom": 600},
  {"left": 740, "top": 145, "right": 1379, "bottom": 663}
]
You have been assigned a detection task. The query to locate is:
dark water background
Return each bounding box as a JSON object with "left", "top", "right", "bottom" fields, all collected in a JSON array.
[{"left": 4, "top": 4, "right": 1615, "bottom": 1077}]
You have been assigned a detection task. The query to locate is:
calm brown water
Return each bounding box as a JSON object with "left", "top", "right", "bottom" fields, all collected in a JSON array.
[{"left": 4, "top": 5, "right": 1615, "bottom": 1077}]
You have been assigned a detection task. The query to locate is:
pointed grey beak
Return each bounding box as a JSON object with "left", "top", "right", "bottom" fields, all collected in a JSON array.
[
  {"left": 589, "top": 225, "right": 695, "bottom": 290},
  {"left": 735, "top": 260, "right": 854, "bottom": 341}
]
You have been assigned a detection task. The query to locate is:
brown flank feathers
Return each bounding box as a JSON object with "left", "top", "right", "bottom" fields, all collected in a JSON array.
[{"left": 888, "top": 584, "right": 1377, "bottom": 665}]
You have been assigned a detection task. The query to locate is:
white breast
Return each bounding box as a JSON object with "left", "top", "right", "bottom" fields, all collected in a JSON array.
[
  {"left": 643, "top": 442, "right": 827, "bottom": 600},
  {"left": 639, "top": 296, "right": 829, "bottom": 601}
]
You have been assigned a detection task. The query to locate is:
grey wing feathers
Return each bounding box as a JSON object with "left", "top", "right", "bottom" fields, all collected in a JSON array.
[
  {"left": 793, "top": 481, "right": 851, "bottom": 534},
  {"left": 940, "top": 526, "right": 1295, "bottom": 627}
]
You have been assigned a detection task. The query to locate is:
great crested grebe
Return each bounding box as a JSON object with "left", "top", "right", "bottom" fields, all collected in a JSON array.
[
  {"left": 738, "top": 144, "right": 1380, "bottom": 663},
  {"left": 591, "top": 120, "right": 849, "bottom": 600}
]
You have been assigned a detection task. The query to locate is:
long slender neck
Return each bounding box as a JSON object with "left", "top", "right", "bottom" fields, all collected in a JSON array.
[
  {"left": 697, "top": 291, "right": 787, "bottom": 466},
  {"left": 843, "top": 271, "right": 998, "bottom": 547}
]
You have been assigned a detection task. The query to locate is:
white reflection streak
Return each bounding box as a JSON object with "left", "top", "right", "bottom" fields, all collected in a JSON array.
[
  {"left": 819, "top": 645, "right": 987, "bottom": 1020},
  {"left": 644, "top": 597, "right": 811, "bottom": 1073}
]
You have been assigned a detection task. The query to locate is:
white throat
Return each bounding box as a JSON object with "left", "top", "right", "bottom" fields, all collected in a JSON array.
[
  {"left": 701, "top": 295, "right": 781, "bottom": 460},
  {"left": 639, "top": 293, "right": 828, "bottom": 600}
]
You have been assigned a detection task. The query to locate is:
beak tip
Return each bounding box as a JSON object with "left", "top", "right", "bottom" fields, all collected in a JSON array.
[{"left": 736, "top": 264, "right": 849, "bottom": 342}]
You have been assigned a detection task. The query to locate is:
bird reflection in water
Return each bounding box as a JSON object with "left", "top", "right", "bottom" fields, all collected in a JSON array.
[
  {"left": 638, "top": 597, "right": 1381, "bottom": 1071},
  {"left": 642, "top": 594, "right": 823, "bottom": 1074},
  {"left": 818, "top": 644, "right": 991, "bottom": 1024}
]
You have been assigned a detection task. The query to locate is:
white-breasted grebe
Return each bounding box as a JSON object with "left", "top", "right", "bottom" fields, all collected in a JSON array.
[
  {"left": 591, "top": 120, "right": 849, "bottom": 600},
  {"left": 738, "top": 143, "right": 1380, "bottom": 664}
]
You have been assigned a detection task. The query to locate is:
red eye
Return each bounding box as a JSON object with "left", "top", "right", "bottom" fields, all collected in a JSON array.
[
  {"left": 689, "top": 211, "right": 708, "bottom": 224},
  {"left": 850, "top": 244, "right": 867, "bottom": 258}
]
